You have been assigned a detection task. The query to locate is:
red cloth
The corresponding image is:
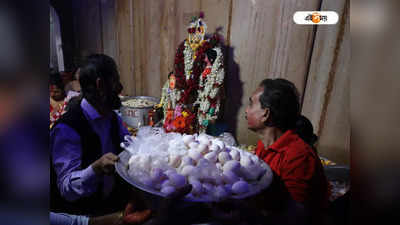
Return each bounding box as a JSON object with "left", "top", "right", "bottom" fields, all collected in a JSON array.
[
  {"left": 202, "top": 67, "right": 211, "bottom": 78},
  {"left": 50, "top": 101, "right": 67, "bottom": 128},
  {"left": 255, "top": 130, "right": 329, "bottom": 210}
]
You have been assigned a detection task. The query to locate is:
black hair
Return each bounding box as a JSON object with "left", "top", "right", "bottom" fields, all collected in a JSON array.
[
  {"left": 295, "top": 115, "right": 318, "bottom": 146},
  {"left": 206, "top": 48, "right": 217, "bottom": 64},
  {"left": 49, "top": 71, "right": 64, "bottom": 90},
  {"left": 259, "top": 78, "right": 318, "bottom": 146},
  {"left": 79, "top": 54, "right": 119, "bottom": 99},
  {"left": 168, "top": 71, "right": 174, "bottom": 79}
]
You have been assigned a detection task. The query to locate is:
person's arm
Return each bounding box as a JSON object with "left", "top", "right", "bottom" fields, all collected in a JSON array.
[
  {"left": 51, "top": 124, "right": 100, "bottom": 202},
  {"left": 50, "top": 212, "right": 89, "bottom": 225}
]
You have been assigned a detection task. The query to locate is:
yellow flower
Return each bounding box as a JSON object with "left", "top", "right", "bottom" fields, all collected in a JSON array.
[{"left": 182, "top": 111, "right": 189, "bottom": 117}]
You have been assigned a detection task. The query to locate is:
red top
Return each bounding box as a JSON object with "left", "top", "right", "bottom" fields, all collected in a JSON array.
[{"left": 255, "top": 130, "right": 330, "bottom": 210}]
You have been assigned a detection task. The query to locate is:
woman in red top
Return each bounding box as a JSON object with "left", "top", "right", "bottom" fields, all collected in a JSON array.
[
  {"left": 209, "top": 79, "right": 329, "bottom": 225},
  {"left": 244, "top": 78, "right": 330, "bottom": 225}
]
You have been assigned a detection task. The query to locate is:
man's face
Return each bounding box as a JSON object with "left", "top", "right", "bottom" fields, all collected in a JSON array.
[{"left": 245, "top": 87, "right": 267, "bottom": 131}]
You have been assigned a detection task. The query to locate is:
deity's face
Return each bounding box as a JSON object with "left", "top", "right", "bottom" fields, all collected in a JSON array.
[
  {"left": 169, "top": 74, "right": 176, "bottom": 89},
  {"left": 187, "top": 19, "right": 206, "bottom": 51},
  {"left": 190, "top": 26, "right": 204, "bottom": 44}
]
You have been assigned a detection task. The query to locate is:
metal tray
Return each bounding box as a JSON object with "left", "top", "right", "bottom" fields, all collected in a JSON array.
[{"left": 115, "top": 146, "right": 273, "bottom": 202}]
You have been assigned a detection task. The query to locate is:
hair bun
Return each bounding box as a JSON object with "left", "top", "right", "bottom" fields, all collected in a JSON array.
[{"left": 295, "top": 115, "right": 318, "bottom": 146}]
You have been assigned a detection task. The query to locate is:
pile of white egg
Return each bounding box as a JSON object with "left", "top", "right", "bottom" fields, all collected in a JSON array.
[{"left": 125, "top": 133, "right": 269, "bottom": 201}]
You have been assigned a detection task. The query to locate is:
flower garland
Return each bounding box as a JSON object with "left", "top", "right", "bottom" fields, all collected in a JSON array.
[
  {"left": 162, "top": 33, "right": 222, "bottom": 134},
  {"left": 183, "top": 41, "right": 194, "bottom": 80},
  {"left": 196, "top": 46, "right": 225, "bottom": 132},
  {"left": 174, "top": 37, "right": 216, "bottom": 105}
]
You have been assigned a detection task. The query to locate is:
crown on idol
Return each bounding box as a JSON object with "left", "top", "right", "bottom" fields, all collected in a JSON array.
[{"left": 187, "top": 14, "right": 207, "bottom": 51}]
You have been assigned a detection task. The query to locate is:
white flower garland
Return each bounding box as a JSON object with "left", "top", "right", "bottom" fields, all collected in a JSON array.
[
  {"left": 195, "top": 47, "right": 225, "bottom": 132},
  {"left": 183, "top": 41, "right": 194, "bottom": 81}
]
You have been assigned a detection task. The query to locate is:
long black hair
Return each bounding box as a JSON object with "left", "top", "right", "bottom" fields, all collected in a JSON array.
[{"left": 259, "top": 78, "right": 318, "bottom": 146}]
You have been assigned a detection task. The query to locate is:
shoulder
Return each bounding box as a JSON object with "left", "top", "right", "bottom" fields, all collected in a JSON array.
[
  {"left": 286, "top": 133, "right": 317, "bottom": 159},
  {"left": 280, "top": 133, "right": 319, "bottom": 171},
  {"left": 51, "top": 123, "right": 80, "bottom": 140}
]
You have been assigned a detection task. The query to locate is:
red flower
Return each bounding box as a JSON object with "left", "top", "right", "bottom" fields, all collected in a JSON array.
[{"left": 173, "top": 116, "right": 186, "bottom": 129}]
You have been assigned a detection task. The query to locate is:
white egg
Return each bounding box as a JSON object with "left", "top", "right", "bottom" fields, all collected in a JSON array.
[
  {"left": 229, "top": 149, "right": 241, "bottom": 161},
  {"left": 240, "top": 155, "right": 254, "bottom": 168},
  {"left": 200, "top": 139, "right": 211, "bottom": 146},
  {"left": 189, "top": 179, "right": 203, "bottom": 195},
  {"left": 188, "top": 148, "right": 203, "bottom": 161},
  {"left": 150, "top": 168, "right": 167, "bottom": 182},
  {"left": 218, "top": 152, "right": 232, "bottom": 164},
  {"left": 161, "top": 186, "right": 176, "bottom": 196},
  {"left": 151, "top": 158, "right": 168, "bottom": 171},
  {"left": 222, "top": 170, "right": 239, "bottom": 184},
  {"left": 202, "top": 183, "right": 215, "bottom": 193},
  {"left": 181, "top": 165, "right": 196, "bottom": 176},
  {"left": 197, "top": 134, "right": 209, "bottom": 143},
  {"left": 164, "top": 169, "right": 177, "bottom": 177},
  {"left": 180, "top": 156, "right": 195, "bottom": 167},
  {"left": 197, "top": 158, "right": 211, "bottom": 168},
  {"left": 197, "top": 144, "right": 209, "bottom": 155},
  {"left": 213, "top": 140, "right": 225, "bottom": 151},
  {"left": 168, "top": 139, "right": 179, "bottom": 148},
  {"left": 223, "top": 160, "right": 241, "bottom": 174},
  {"left": 168, "top": 154, "right": 182, "bottom": 168},
  {"left": 212, "top": 174, "right": 224, "bottom": 185},
  {"left": 214, "top": 185, "right": 229, "bottom": 200},
  {"left": 182, "top": 135, "right": 195, "bottom": 145},
  {"left": 188, "top": 142, "right": 199, "bottom": 150},
  {"left": 161, "top": 179, "right": 173, "bottom": 188},
  {"left": 204, "top": 152, "right": 217, "bottom": 163},
  {"left": 232, "top": 181, "right": 249, "bottom": 194},
  {"left": 168, "top": 173, "right": 187, "bottom": 188},
  {"left": 209, "top": 144, "right": 221, "bottom": 153}
]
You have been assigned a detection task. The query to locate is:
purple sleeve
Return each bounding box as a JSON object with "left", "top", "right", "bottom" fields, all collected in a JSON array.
[
  {"left": 50, "top": 212, "right": 89, "bottom": 225},
  {"left": 50, "top": 124, "right": 100, "bottom": 202},
  {"left": 117, "top": 115, "right": 130, "bottom": 142}
]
